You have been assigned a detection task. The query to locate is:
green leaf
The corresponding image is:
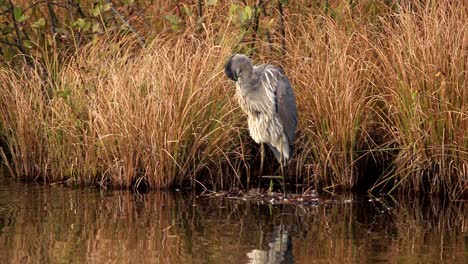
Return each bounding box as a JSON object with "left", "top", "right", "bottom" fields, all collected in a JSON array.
[
  {"left": 17, "top": 15, "right": 26, "bottom": 22},
  {"left": 13, "top": 7, "right": 22, "bottom": 19},
  {"left": 182, "top": 4, "right": 192, "bottom": 17},
  {"left": 279, "top": 0, "right": 289, "bottom": 5},
  {"left": 229, "top": 4, "right": 239, "bottom": 16},
  {"left": 32, "top": 18, "right": 45, "bottom": 29},
  {"left": 244, "top": 6, "right": 252, "bottom": 20},
  {"left": 56, "top": 27, "right": 68, "bottom": 34},
  {"left": 13, "top": 7, "right": 26, "bottom": 22},
  {"left": 73, "top": 18, "right": 90, "bottom": 32},
  {"left": 207, "top": 0, "right": 218, "bottom": 6},
  {"left": 163, "top": 15, "right": 179, "bottom": 31},
  {"left": 91, "top": 3, "right": 111, "bottom": 17},
  {"left": 23, "top": 40, "right": 33, "bottom": 49},
  {"left": 56, "top": 88, "right": 72, "bottom": 100},
  {"left": 102, "top": 3, "right": 112, "bottom": 12},
  {"left": 91, "top": 4, "right": 101, "bottom": 17},
  {"left": 91, "top": 22, "right": 101, "bottom": 33},
  {"left": 163, "top": 15, "right": 178, "bottom": 24},
  {"left": 91, "top": 8, "right": 99, "bottom": 17}
]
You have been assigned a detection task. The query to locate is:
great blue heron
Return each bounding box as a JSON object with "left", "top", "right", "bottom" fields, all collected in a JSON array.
[
  {"left": 224, "top": 54, "right": 297, "bottom": 191},
  {"left": 247, "top": 225, "right": 293, "bottom": 263}
]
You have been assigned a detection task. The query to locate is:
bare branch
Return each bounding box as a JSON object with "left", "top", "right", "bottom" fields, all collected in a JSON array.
[{"left": 105, "top": 0, "right": 145, "bottom": 48}]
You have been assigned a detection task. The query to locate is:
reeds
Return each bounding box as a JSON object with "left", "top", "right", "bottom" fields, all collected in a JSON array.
[
  {"left": 279, "top": 0, "right": 467, "bottom": 197},
  {"left": 374, "top": 1, "right": 467, "bottom": 197},
  {"left": 0, "top": 30, "right": 250, "bottom": 190},
  {"left": 0, "top": 0, "right": 466, "bottom": 197}
]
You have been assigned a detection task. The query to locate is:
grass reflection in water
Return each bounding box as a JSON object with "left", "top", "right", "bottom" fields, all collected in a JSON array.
[{"left": 0, "top": 178, "right": 465, "bottom": 263}]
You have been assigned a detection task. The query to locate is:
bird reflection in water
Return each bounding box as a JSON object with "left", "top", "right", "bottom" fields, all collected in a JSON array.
[{"left": 247, "top": 225, "right": 294, "bottom": 264}]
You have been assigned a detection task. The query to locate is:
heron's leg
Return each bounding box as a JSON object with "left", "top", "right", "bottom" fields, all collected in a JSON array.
[
  {"left": 259, "top": 143, "right": 265, "bottom": 176},
  {"left": 279, "top": 141, "right": 286, "bottom": 196},
  {"left": 258, "top": 143, "right": 265, "bottom": 191},
  {"left": 280, "top": 154, "right": 286, "bottom": 196}
]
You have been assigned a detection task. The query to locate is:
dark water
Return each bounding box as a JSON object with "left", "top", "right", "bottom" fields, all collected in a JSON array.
[{"left": 0, "top": 177, "right": 466, "bottom": 264}]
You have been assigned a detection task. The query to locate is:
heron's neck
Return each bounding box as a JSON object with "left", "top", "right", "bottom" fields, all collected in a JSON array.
[{"left": 238, "top": 72, "right": 257, "bottom": 89}]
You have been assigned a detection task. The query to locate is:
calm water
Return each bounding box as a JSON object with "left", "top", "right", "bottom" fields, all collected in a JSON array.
[{"left": 0, "top": 177, "right": 466, "bottom": 264}]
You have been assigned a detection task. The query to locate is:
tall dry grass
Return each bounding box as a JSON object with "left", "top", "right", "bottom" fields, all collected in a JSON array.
[
  {"left": 279, "top": 0, "right": 467, "bottom": 197},
  {"left": 0, "top": 0, "right": 466, "bottom": 197},
  {"left": 372, "top": 1, "right": 467, "bottom": 197},
  {"left": 281, "top": 14, "right": 381, "bottom": 191},
  {"left": 0, "top": 26, "right": 251, "bottom": 190}
]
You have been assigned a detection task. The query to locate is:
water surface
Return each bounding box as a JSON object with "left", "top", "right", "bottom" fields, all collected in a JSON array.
[{"left": 0, "top": 177, "right": 466, "bottom": 263}]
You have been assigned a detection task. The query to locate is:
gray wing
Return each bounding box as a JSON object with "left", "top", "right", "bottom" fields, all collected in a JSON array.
[{"left": 262, "top": 65, "right": 298, "bottom": 150}]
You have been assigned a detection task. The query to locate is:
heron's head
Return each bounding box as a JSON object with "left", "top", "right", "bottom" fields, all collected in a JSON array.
[{"left": 224, "top": 54, "right": 253, "bottom": 82}]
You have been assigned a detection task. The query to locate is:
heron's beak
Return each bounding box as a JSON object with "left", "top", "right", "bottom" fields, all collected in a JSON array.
[{"left": 224, "top": 58, "right": 238, "bottom": 81}]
